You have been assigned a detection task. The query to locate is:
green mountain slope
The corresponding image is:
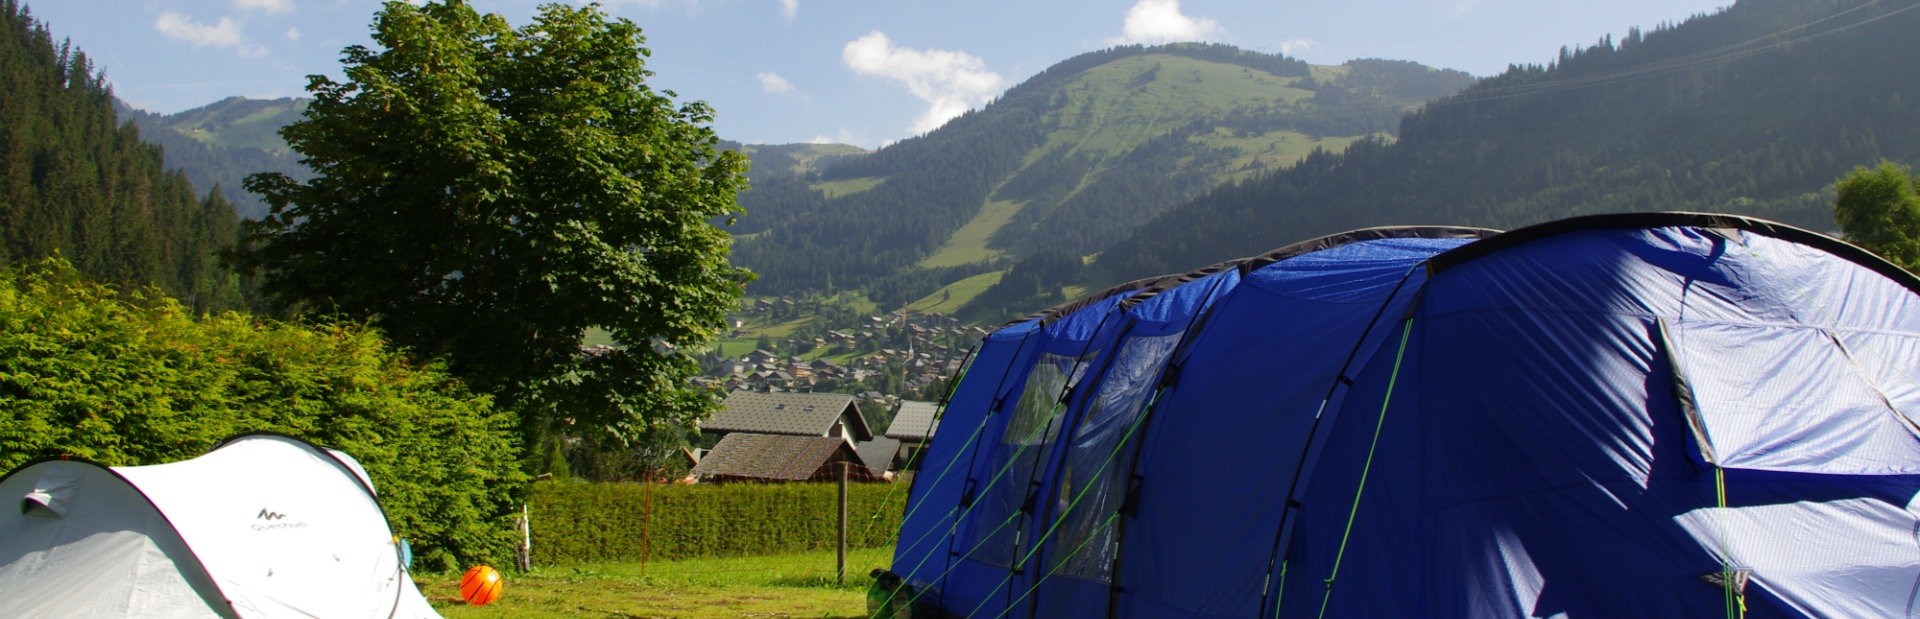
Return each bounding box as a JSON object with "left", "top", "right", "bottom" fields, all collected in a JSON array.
[
  {"left": 724, "top": 141, "right": 869, "bottom": 187},
  {"left": 117, "top": 97, "right": 311, "bottom": 219},
  {"left": 730, "top": 43, "right": 1473, "bottom": 309},
  {"left": 1094, "top": 0, "right": 1920, "bottom": 287},
  {"left": 151, "top": 96, "right": 307, "bottom": 153},
  {"left": 123, "top": 99, "right": 865, "bottom": 221}
]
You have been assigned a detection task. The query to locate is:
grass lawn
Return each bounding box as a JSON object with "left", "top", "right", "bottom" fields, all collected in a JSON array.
[{"left": 427, "top": 546, "right": 894, "bottom": 619}]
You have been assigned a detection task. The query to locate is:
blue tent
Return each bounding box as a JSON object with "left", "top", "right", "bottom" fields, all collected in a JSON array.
[{"left": 880, "top": 213, "right": 1920, "bottom": 618}]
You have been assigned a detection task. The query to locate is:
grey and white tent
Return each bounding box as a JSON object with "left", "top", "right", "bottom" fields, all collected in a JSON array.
[{"left": 0, "top": 433, "right": 440, "bottom": 618}]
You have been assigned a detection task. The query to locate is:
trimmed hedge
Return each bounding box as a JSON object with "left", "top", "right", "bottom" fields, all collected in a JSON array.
[
  {"left": 0, "top": 258, "right": 526, "bottom": 571},
  {"left": 530, "top": 480, "right": 908, "bottom": 565}
]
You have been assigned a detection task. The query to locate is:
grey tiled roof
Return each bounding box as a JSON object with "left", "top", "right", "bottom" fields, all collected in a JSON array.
[
  {"left": 691, "top": 433, "right": 850, "bottom": 482},
  {"left": 885, "top": 400, "right": 941, "bottom": 441},
  {"left": 704, "top": 391, "right": 872, "bottom": 440},
  {"left": 855, "top": 437, "right": 901, "bottom": 472}
]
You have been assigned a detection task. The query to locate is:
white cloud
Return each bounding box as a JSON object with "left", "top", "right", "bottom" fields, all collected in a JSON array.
[
  {"left": 778, "top": 0, "right": 798, "bottom": 20},
  {"left": 283, "top": 26, "right": 301, "bottom": 42},
  {"left": 809, "top": 128, "right": 869, "bottom": 147},
  {"left": 154, "top": 11, "right": 265, "bottom": 57},
  {"left": 1279, "top": 38, "right": 1314, "bottom": 56},
  {"left": 842, "top": 31, "right": 1004, "bottom": 136},
  {"left": 1113, "top": 0, "right": 1225, "bottom": 45},
  {"left": 757, "top": 71, "right": 794, "bottom": 94},
  {"left": 233, "top": 0, "right": 293, "bottom": 14}
]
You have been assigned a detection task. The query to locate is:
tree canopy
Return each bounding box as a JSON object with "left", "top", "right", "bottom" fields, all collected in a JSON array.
[
  {"left": 234, "top": 0, "right": 751, "bottom": 459},
  {"left": 1834, "top": 161, "right": 1920, "bottom": 273}
]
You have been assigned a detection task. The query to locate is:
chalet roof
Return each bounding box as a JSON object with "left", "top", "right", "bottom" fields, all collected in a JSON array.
[
  {"left": 705, "top": 390, "right": 873, "bottom": 440},
  {"left": 690, "top": 433, "right": 853, "bottom": 482},
  {"left": 855, "top": 437, "right": 901, "bottom": 473},
  {"left": 886, "top": 400, "right": 941, "bottom": 441}
]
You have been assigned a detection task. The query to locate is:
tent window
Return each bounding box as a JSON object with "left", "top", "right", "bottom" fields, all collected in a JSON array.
[
  {"left": 1049, "top": 332, "right": 1181, "bottom": 582},
  {"left": 1668, "top": 321, "right": 1920, "bottom": 474},
  {"left": 969, "top": 351, "right": 1097, "bottom": 568},
  {"left": 1002, "top": 353, "right": 1093, "bottom": 446}
]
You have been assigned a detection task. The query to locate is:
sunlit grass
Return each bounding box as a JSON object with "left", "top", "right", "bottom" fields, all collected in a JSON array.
[
  {"left": 429, "top": 546, "right": 894, "bottom": 619},
  {"left": 919, "top": 200, "right": 1024, "bottom": 268},
  {"left": 811, "top": 176, "right": 886, "bottom": 198},
  {"left": 904, "top": 271, "right": 1005, "bottom": 315}
]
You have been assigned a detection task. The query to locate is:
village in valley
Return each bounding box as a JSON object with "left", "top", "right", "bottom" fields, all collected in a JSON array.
[
  {"left": 667, "top": 297, "right": 990, "bottom": 484},
  {"left": 691, "top": 297, "right": 989, "bottom": 405}
]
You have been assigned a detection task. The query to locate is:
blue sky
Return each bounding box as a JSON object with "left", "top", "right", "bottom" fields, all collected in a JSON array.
[{"left": 30, "top": 0, "right": 1727, "bottom": 148}]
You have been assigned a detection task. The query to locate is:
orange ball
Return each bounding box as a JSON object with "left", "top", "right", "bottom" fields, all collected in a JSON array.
[{"left": 459, "top": 565, "right": 504, "bottom": 606}]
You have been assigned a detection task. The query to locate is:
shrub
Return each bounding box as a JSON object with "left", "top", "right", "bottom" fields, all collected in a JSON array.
[
  {"left": 0, "top": 257, "right": 525, "bottom": 570},
  {"left": 529, "top": 480, "right": 908, "bottom": 565}
]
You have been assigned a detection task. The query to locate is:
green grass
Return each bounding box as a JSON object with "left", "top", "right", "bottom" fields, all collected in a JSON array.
[
  {"left": 811, "top": 176, "right": 886, "bottom": 198},
  {"left": 429, "top": 546, "right": 894, "bottom": 619},
  {"left": 1037, "top": 54, "right": 1315, "bottom": 160},
  {"left": 1308, "top": 63, "right": 1350, "bottom": 83},
  {"left": 1206, "top": 130, "right": 1375, "bottom": 182},
  {"left": 712, "top": 337, "right": 759, "bottom": 358},
  {"left": 918, "top": 200, "right": 1024, "bottom": 268},
  {"left": 903, "top": 270, "right": 1005, "bottom": 315}
]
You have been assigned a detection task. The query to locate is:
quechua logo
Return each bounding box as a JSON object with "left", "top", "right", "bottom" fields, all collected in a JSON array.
[{"left": 252, "top": 507, "right": 306, "bottom": 531}]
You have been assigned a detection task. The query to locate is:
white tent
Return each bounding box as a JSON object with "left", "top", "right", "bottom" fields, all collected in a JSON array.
[{"left": 0, "top": 434, "right": 441, "bottom": 618}]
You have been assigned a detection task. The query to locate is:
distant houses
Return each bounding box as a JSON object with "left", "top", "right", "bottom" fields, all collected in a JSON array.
[
  {"left": 699, "top": 305, "right": 986, "bottom": 396},
  {"left": 686, "top": 305, "right": 979, "bottom": 482},
  {"left": 692, "top": 390, "right": 899, "bottom": 483},
  {"left": 690, "top": 391, "right": 950, "bottom": 483}
]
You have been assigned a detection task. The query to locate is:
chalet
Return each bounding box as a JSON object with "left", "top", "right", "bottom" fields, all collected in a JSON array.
[
  {"left": 702, "top": 390, "right": 873, "bottom": 443},
  {"left": 693, "top": 391, "right": 889, "bottom": 483},
  {"left": 855, "top": 437, "right": 903, "bottom": 477},
  {"left": 690, "top": 434, "right": 884, "bottom": 483},
  {"left": 885, "top": 400, "right": 941, "bottom": 469}
]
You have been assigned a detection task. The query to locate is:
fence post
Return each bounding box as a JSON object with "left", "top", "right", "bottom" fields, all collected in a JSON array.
[
  {"left": 516, "top": 502, "right": 531, "bottom": 571},
  {"left": 838, "top": 460, "right": 849, "bottom": 584},
  {"left": 642, "top": 476, "right": 652, "bottom": 577}
]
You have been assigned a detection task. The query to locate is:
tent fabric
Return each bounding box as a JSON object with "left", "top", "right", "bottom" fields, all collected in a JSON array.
[
  {"left": 0, "top": 434, "right": 440, "bottom": 619},
  {"left": 888, "top": 214, "right": 1920, "bottom": 618}
]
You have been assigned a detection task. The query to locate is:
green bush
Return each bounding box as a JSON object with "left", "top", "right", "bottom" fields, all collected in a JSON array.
[
  {"left": 0, "top": 257, "right": 525, "bottom": 571},
  {"left": 529, "top": 480, "right": 909, "bottom": 565}
]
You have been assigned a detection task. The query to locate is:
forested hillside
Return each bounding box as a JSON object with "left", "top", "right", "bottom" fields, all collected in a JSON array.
[
  {"left": 730, "top": 43, "right": 1472, "bottom": 308},
  {"left": 118, "top": 97, "right": 311, "bottom": 220},
  {"left": 1096, "top": 0, "right": 1920, "bottom": 283},
  {"left": 0, "top": 0, "right": 242, "bottom": 310},
  {"left": 725, "top": 141, "right": 868, "bottom": 187}
]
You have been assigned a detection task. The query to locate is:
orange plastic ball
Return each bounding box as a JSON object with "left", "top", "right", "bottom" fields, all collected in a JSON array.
[{"left": 459, "top": 565, "right": 504, "bottom": 606}]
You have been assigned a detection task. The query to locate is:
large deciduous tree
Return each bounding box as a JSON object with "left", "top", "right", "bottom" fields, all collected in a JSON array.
[
  {"left": 1834, "top": 160, "right": 1920, "bottom": 273},
  {"left": 235, "top": 0, "right": 751, "bottom": 462}
]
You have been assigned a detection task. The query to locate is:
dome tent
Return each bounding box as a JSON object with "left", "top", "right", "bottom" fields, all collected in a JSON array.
[
  {"left": 0, "top": 433, "right": 440, "bottom": 618},
  {"left": 883, "top": 213, "right": 1920, "bottom": 618}
]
